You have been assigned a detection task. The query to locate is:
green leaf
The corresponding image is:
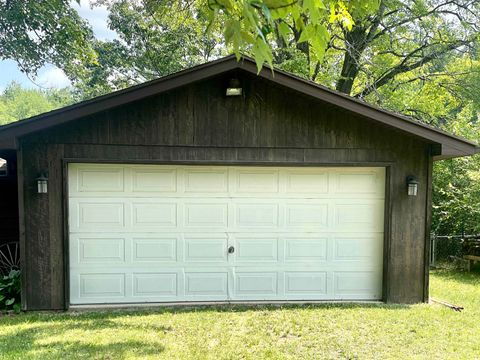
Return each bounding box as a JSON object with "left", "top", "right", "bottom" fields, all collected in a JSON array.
[
  {"left": 224, "top": 19, "right": 237, "bottom": 44},
  {"left": 215, "top": 0, "right": 234, "bottom": 11},
  {"left": 314, "top": 0, "right": 326, "bottom": 10},
  {"left": 13, "top": 303, "right": 21, "bottom": 313},
  {"left": 298, "top": 24, "right": 315, "bottom": 43},
  {"left": 277, "top": 21, "right": 290, "bottom": 44},
  {"left": 240, "top": 30, "right": 255, "bottom": 44},
  {"left": 260, "top": 3, "right": 273, "bottom": 24},
  {"left": 271, "top": 6, "right": 289, "bottom": 20},
  {"left": 302, "top": 0, "right": 325, "bottom": 24},
  {"left": 291, "top": 4, "right": 304, "bottom": 30},
  {"left": 205, "top": 7, "right": 218, "bottom": 33},
  {"left": 5, "top": 298, "right": 15, "bottom": 306},
  {"left": 9, "top": 269, "right": 20, "bottom": 278},
  {"left": 252, "top": 37, "right": 273, "bottom": 73},
  {"left": 243, "top": 2, "right": 258, "bottom": 29}
]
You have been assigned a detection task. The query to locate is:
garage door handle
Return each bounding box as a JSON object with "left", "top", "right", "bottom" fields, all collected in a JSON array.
[{"left": 228, "top": 246, "right": 235, "bottom": 254}]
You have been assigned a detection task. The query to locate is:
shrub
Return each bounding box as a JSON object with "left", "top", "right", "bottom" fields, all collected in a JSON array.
[{"left": 0, "top": 270, "right": 21, "bottom": 313}]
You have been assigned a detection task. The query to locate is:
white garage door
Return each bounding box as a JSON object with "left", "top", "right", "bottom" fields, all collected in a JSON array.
[{"left": 68, "top": 164, "right": 385, "bottom": 305}]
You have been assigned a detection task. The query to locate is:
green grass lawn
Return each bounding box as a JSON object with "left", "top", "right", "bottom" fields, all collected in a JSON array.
[{"left": 1, "top": 269, "right": 479, "bottom": 360}]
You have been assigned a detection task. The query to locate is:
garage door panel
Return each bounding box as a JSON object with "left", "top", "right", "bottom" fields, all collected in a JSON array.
[
  {"left": 333, "top": 235, "right": 383, "bottom": 261},
  {"left": 334, "top": 271, "right": 382, "bottom": 299},
  {"left": 132, "top": 202, "right": 177, "bottom": 227},
  {"left": 285, "top": 238, "right": 328, "bottom": 261},
  {"left": 69, "top": 164, "right": 385, "bottom": 304},
  {"left": 184, "top": 203, "right": 228, "bottom": 227},
  {"left": 73, "top": 201, "right": 126, "bottom": 230},
  {"left": 77, "top": 167, "right": 125, "bottom": 193},
  {"left": 335, "top": 171, "right": 383, "bottom": 194},
  {"left": 132, "top": 167, "right": 177, "bottom": 193},
  {"left": 285, "top": 272, "right": 327, "bottom": 295},
  {"left": 235, "top": 170, "right": 279, "bottom": 193},
  {"left": 70, "top": 234, "right": 128, "bottom": 266},
  {"left": 285, "top": 170, "right": 329, "bottom": 194},
  {"left": 234, "top": 272, "right": 278, "bottom": 296},
  {"left": 133, "top": 238, "right": 178, "bottom": 262},
  {"left": 133, "top": 273, "right": 178, "bottom": 297},
  {"left": 184, "top": 168, "right": 229, "bottom": 193},
  {"left": 185, "top": 272, "right": 228, "bottom": 297},
  {"left": 234, "top": 236, "right": 278, "bottom": 262},
  {"left": 79, "top": 238, "right": 125, "bottom": 263},
  {"left": 185, "top": 236, "right": 228, "bottom": 262},
  {"left": 285, "top": 203, "right": 329, "bottom": 228},
  {"left": 79, "top": 273, "right": 126, "bottom": 298},
  {"left": 236, "top": 204, "right": 279, "bottom": 227},
  {"left": 334, "top": 201, "right": 384, "bottom": 232}
]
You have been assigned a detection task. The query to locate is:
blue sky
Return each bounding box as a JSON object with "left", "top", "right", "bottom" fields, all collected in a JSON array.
[{"left": 0, "top": 1, "right": 117, "bottom": 91}]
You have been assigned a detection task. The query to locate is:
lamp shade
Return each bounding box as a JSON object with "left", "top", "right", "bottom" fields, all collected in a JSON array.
[
  {"left": 226, "top": 78, "right": 242, "bottom": 96},
  {"left": 36, "top": 174, "right": 48, "bottom": 194},
  {"left": 407, "top": 176, "right": 418, "bottom": 196}
]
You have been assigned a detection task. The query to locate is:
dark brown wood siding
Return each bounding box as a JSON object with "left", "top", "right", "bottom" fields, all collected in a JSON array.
[{"left": 19, "top": 71, "right": 432, "bottom": 309}]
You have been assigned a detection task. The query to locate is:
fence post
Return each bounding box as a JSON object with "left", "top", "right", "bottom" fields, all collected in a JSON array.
[{"left": 430, "top": 233, "right": 436, "bottom": 267}]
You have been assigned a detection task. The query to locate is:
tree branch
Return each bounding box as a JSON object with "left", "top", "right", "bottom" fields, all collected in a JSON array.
[{"left": 356, "top": 38, "right": 475, "bottom": 98}]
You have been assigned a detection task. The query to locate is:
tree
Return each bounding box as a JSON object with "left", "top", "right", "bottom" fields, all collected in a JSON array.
[
  {"left": 377, "top": 54, "right": 480, "bottom": 235},
  {"left": 0, "top": 0, "right": 372, "bottom": 97},
  {"left": 0, "top": 82, "right": 74, "bottom": 125},
  {"left": 70, "top": 0, "right": 227, "bottom": 98},
  {"left": 65, "top": 0, "right": 380, "bottom": 98},
  {"left": 0, "top": 0, "right": 97, "bottom": 76},
  {"left": 204, "top": 0, "right": 379, "bottom": 71},
  {"left": 433, "top": 155, "right": 480, "bottom": 235},
  {"left": 271, "top": 0, "right": 480, "bottom": 98},
  {"left": 3, "top": 0, "right": 478, "bottom": 105},
  {"left": 432, "top": 106, "right": 480, "bottom": 234},
  {"left": 361, "top": 52, "right": 480, "bottom": 234},
  {"left": 69, "top": 1, "right": 480, "bottom": 102}
]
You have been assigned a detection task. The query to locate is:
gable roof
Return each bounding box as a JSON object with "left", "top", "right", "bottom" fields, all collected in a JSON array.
[{"left": 0, "top": 55, "right": 477, "bottom": 160}]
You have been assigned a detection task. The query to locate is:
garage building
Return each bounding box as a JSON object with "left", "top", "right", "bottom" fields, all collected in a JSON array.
[{"left": 0, "top": 55, "right": 477, "bottom": 310}]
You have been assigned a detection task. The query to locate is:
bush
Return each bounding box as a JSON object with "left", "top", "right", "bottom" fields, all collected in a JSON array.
[
  {"left": 0, "top": 270, "right": 21, "bottom": 313},
  {"left": 434, "top": 237, "right": 464, "bottom": 261}
]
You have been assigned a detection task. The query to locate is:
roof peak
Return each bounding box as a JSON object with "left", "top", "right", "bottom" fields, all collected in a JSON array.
[{"left": 0, "top": 54, "right": 477, "bottom": 159}]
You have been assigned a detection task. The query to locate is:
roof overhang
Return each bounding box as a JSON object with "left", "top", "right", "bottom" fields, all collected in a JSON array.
[{"left": 0, "top": 55, "right": 477, "bottom": 160}]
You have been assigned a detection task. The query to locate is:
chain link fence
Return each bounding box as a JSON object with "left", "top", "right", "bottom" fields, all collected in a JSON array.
[{"left": 430, "top": 234, "right": 480, "bottom": 266}]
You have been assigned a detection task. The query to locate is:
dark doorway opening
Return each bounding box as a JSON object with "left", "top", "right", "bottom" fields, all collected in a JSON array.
[{"left": 0, "top": 150, "right": 19, "bottom": 248}]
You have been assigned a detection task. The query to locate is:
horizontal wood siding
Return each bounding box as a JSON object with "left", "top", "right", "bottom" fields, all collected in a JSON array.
[{"left": 20, "top": 71, "right": 431, "bottom": 309}]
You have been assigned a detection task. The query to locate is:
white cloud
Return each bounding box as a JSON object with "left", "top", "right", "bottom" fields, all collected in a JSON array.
[
  {"left": 36, "top": 67, "right": 71, "bottom": 88},
  {"left": 33, "top": 2, "right": 116, "bottom": 89},
  {"left": 71, "top": 0, "right": 118, "bottom": 40}
]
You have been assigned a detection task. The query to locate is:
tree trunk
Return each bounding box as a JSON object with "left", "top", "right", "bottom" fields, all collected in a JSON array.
[
  {"left": 335, "top": 2, "right": 386, "bottom": 95},
  {"left": 336, "top": 51, "right": 360, "bottom": 94},
  {"left": 335, "top": 27, "right": 368, "bottom": 95}
]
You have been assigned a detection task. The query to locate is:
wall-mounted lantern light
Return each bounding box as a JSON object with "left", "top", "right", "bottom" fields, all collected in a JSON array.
[
  {"left": 36, "top": 173, "right": 48, "bottom": 194},
  {"left": 226, "top": 78, "right": 242, "bottom": 96},
  {"left": 407, "top": 175, "right": 418, "bottom": 196}
]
